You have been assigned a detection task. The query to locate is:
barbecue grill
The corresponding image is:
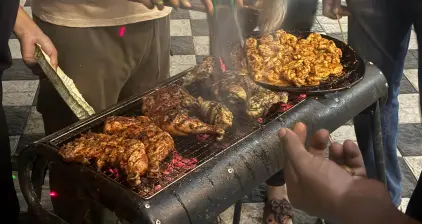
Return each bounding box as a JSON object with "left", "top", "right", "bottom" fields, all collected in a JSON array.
[{"left": 19, "top": 6, "right": 388, "bottom": 224}]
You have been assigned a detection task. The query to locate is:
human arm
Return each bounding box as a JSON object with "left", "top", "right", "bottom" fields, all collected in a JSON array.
[
  {"left": 13, "top": 6, "right": 57, "bottom": 69},
  {"left": 279, "top": 123, "right": 421, "bottom": 224}
]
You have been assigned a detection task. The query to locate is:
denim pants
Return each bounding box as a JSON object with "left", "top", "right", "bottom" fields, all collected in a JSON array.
[{"left": 347, "top": 0, "right": 422, "bottom": 206}]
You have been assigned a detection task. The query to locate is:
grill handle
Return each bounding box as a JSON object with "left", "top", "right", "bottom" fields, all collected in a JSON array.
[{"left": 18, "top": 143, "right": 69, "bottom": 224}]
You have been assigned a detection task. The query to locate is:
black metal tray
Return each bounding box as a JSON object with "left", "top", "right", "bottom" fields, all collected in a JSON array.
[{"left": 246, "top": 31, "right": 366, "bottom": 94}]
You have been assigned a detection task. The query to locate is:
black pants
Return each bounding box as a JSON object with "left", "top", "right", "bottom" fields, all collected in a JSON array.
[
  {"left": 0, "top": 77, "right": 20, "bottom": 222},
  {"left": 265, "top": 0, "right": 318, "bottom": 186}
]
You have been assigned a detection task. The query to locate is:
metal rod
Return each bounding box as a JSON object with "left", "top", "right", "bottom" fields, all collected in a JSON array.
[
  {"left": 370, "top": 100, "right": 386, "bottom": 183},
  {"left": 232, "top": 200, "right": 243, "bottom": 224}
]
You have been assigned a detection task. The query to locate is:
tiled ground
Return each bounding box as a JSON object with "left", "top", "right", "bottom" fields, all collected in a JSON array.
[{"left": 5, "top": 0, "right": 421, "bottom": 223}]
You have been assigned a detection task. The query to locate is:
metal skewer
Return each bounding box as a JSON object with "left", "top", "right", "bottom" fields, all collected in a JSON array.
[{"left": 336, "top": 14, "right": 346, "bottom": 43}]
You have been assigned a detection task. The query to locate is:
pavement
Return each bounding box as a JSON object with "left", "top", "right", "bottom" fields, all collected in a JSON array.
[{"left": 5, "top": 0, "right": 421, "bottom": 223}]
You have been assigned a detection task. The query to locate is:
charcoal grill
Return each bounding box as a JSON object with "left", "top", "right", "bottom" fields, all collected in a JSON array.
[
  {"left": 18, "top": 60, "right": 387, "bottom": 224},
  {"left": 19, "top": 5, "right": 388, "bottom": 224}
]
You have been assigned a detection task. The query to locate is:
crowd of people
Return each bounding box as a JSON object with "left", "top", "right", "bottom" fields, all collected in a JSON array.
[{"left": 1, "top": 0, "right": 421, "bottom": 223}]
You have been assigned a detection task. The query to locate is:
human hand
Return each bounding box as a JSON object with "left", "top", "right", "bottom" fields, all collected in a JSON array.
[
  {"left": 322, "top": 0, "right": 350, "bottom": 19},
  {"left": 14, "top": 7, "right": 57, "bottom": 71},
  {"left": 131, "top": 0, "right": 243, "bottom": 14},
  {"left": 278, "top": 123, "right": 365, "bottom": 221}
]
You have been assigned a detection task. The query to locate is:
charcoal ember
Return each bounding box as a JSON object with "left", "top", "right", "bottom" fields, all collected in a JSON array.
[{"left": 196, "top": 134, "right": 210, "bottom": 141}]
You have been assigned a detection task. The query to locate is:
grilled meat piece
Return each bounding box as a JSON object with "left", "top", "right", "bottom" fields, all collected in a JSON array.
[
  {"left": 197, "top": 97, "right": 233, "bottom": 130},
  {"left": 104, "top": 116, "right": 174, "bottom": 178},
  {"left": 182, "top": 56, "right": 220, "bottom": 86},
  {"left": 142, "top": 84, "right": 231, "bottom": 140},
  {"left": 247, "top": 90, "right": 288, "bottom": 119},
  {"left": 204, "top": 69, "right": 289, "bottom": 119},
  {"left": 153, "top": 108, "right": 225, "bottom": 140},
  {"left": 59, "top": 133, "right": 148, "bottom": 186}
]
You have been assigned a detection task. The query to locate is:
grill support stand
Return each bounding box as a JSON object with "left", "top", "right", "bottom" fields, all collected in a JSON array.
[{"left": 230, "top": 99, "right": 387, "bottom": 224}]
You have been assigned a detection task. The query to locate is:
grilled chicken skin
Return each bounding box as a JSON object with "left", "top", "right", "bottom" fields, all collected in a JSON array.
[
  {"left": 199, "top": 68, "right": 289, "bottom": 119},
  {"left": 104, "top": 116, "right": 174, "bottom": 178},
  {"left": 142, "top": 84, "right": 232, "bottom": 140},
  {"left": 59, "top": 133, "right": 148, "bottom": 186}
]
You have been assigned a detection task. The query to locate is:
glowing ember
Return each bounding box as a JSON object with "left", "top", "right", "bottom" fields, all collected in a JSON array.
[
  {"left": 49, "top": 191, "right": 58, "bottom": 197},
  {"left": 219, "top": 57, "right": 226, "bottom": 72},
  {"left": 119, "top": 26, "right": 126, "bottom": 37},
  {"left": 196, "top": 134, "right": 210, "bottom": 141}
]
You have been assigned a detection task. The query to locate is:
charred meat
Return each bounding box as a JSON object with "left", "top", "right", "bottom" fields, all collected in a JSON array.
[
  {"left": 59, "top": 133, "right": 148, "bottom": 186},
  {"left": 182, "top": 56, "right": 221, "bottom": 86},
  {"left": 197, "top": 68, "right": 288, "bottom": 119},
  {"left": 104, "top": 116, "right": 174, "bottom": 178},
  {"left": 142, "top": 84, "right": 233, "bottom": 140}
]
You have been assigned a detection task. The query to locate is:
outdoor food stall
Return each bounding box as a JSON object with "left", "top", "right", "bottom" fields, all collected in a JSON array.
[{"left": 18, "top": 2, "right": 387, "bottom": 224}]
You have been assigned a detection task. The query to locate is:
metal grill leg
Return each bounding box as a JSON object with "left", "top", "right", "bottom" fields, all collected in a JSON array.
[
  {"left": 370, "top": 100, "right": 386, "bottom": 183},
  {"left": 232, "top": 200, "right": 242, "bottom": 224}
]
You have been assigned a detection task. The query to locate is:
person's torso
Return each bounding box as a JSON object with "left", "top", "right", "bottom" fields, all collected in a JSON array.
[
  {"left": 31, "top": 0, "right": 172, "bottom": 27},
  {"left": 0, "top": 0, "right": 19, "bottom": 74}
]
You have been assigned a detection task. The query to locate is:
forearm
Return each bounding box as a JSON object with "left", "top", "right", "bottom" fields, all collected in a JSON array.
[
  {"left": 334, "top": 179, "right": 420, "bottom": 224},
  {"left": 13, "top": 6, "right": 34, "bottom": 38}
]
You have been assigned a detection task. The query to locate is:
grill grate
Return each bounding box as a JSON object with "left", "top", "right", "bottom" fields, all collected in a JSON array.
[{"left": 52, "top": 80, "right": 305, "bottom": 200}]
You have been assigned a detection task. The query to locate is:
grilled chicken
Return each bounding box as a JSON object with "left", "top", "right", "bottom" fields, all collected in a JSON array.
[
  {"left": 197, "top": 97, "right": 233, "bottom": 130},
  {"left": 59, "top": 133, "right": 148, "bottom": 186},
  {"left": 182, "top": 56, "right": 220, "bottom": 86},
  {"left": 142, "top": 84, "right": 232, "bottom": 140},
  {"left": 104, "top": 116, "right": 174, "bottom": 178},
  {"left": 200, "top": 68, "right": 289, "bottom": 119}
]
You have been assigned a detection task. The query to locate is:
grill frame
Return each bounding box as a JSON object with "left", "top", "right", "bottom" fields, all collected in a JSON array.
[{"left": 19, "top": 62, "right": 388, "bottom": 224}]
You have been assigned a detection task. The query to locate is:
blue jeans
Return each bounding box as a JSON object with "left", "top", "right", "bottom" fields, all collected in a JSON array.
[{"left": 347, "top": 0, "right": 422, "bottom": 206}]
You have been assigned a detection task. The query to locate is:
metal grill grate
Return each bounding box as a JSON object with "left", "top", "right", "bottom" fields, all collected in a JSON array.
[{"left": 52, "top": 80, "right": 305, "bottom": 200}]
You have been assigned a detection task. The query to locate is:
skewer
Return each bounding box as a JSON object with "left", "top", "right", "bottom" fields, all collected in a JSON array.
[{"left": 336, "top": 13, "right": 346, "bottom": 43}]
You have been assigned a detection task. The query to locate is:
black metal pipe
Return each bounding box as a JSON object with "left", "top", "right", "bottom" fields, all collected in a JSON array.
[
  {"left": 232, "top": 200, "right": 243, "bottom": 224},
  {"left": 371, "top": 100, "right": 387, "bottom": 183}
]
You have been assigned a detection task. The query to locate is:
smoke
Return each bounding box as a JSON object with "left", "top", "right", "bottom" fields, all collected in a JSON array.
[{"left": 257, "top": 0, "right": 286, "bottom": 35}]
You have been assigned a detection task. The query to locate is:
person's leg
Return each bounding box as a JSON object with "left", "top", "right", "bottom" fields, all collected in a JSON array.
[
  {"left": 0, "top": 80, "right": 20, "bottom": 223},
  {"left": 119, "top": 15, "right": 170, "bottom": 99},
  {"left": 347, "top": 0, "right": 412, "bottom": 206}
]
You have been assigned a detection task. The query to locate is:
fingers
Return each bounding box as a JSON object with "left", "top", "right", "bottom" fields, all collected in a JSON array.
[
  {"left": 292, "top": 122, "right": 307, "bottom": 144},
  {"left": 142, "top": 0, "right": 155, "bottom": 9},
  {"left": 236, "top": 0, "right": 243, "bottom": 7},
  {"left": 343, "top": 140, "right": 366, "bottom": 177},
  {"left": 39, "top": 37, "right": 58, "bottom": 69},
  {"left": 278, "top": 125, "right": 310, "bottom": 168},
  {"left": 328, "top": 142, "right": 345, "bottom": 165},
  {"left": 181, "top": 0, "right": 191, "bottom": 7},
  {"left": 21, "top": 40, "right": 36, "bottom": 66},
  {"left": 308, "top": 129, "right": 330, "bottom": 157},
  {"left": 202, "top": 0, "right": 214, "bottom": 14},
  {"left": 151, "top": 0, "right": 165, "bottom": 10},
  {"left": 170, "top": 0, "right": 180, "bottom": 8}
]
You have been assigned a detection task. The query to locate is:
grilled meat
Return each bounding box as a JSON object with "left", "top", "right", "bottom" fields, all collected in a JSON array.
[
  {"left": 197, "top": 97, "right": 233, "bottom": 130},
  {"left": 104, "top": 116, "right": 174, "bottom": 178},
  {"left": 202, "top": 69, "right": 288, "bottom": 119},
  {"left": 246, "top": 31, "right": 343, "bottom": 87},
  {"left": 247, "top": 90, "right": 288, "bottom": 119},
  {"left": 142, "top": 84, "right": 232, "bottom": 140},
  {"left": 59, "top": 133, "right": 148, "bottom": 186},
  {"left": 182, "top": 56, "right": 220, "bottom": 86}
]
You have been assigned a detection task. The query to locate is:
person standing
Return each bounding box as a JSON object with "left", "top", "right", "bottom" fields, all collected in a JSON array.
[
  {"left": 1, "top": 0, "right": 57, "bottom": 223},
  {"left": 324, "top": 0, "right": 422, "bottom": 208}
]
